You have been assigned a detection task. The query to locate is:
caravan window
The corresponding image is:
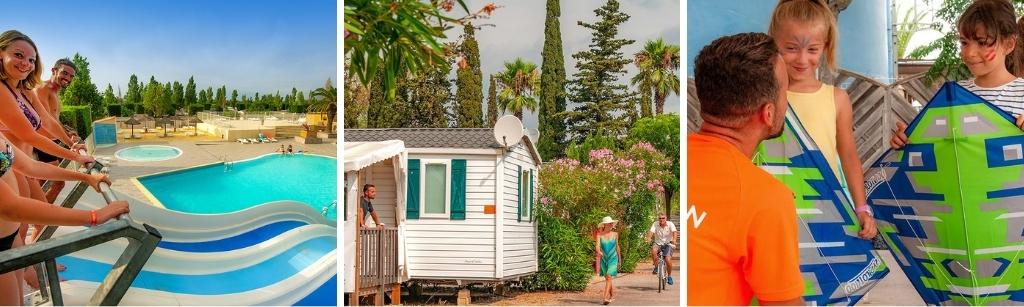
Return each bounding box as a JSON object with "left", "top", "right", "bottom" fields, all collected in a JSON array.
[
  {"left": 422, "top": 160, "right": 450, "bottom": 216},
  {"left": 521, "top": 169, "right": 530, "bottom": 219}
]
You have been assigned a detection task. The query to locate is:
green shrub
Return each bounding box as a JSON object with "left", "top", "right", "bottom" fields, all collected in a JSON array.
[
  {"left": 523, "top": 210, "right": 594, "bottom": 291},
  {"left": 533, "top": 143, "right": 672, "bottom": 290},
  {"left": 565, "top": 130, "right": 620, "bottom": 165},
  {"left": 106, "top": 104, "right": 122, "bottom": 117},
  {"left": 60, "top": 105, "right": 93, "bottom": 137}
]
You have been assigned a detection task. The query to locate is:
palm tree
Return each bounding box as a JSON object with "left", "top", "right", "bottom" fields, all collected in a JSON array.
[
  {"left": 309, "top": 78, "right": 338, "bottom": 132},
  {"left": 495, "top": 58, "right": 540, "bottom": 119},
  {"left": 631, "top": 39, "right": 680, "bottom": 115}
]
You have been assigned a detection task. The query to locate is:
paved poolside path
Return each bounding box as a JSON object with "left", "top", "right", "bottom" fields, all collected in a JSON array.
[{"left": 91, "top": 138, "right": 336, "bottom": 203}]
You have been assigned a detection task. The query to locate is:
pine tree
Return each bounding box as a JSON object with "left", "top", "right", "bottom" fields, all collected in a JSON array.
[
  {"left": 367, "top": 72, "right": 407, "bottom": 128},
  {"left": 102, "top": 84, "right": 117, "bottom": 115},
  {"left": 486, "top": 74, "right": 498, "bottom": 127},
  {"left": 539, "top": 0, "right": 569, "bottom": 160},
  {"left": 143, "top": 76, "right": 162, "bottom": 116},
  {"left": 217, "top": 86, "right": 227, "bottom": 109},
  {"left": 59, "top": 53, "right": 103, "bottom": 116},
  {"left": 171, "top": 82, "right": 184, "bottom": 113},
  {"left": 185, "top": 76, "right": 197, "bottom": 113},
  {"left": 231, "top": 89, "right": 239, "bottom": 109},
  {"left": 455, "top": 23, "right": 484, "bottom": 128},
  {"left": 160, "top": 82, "right": 173, "bottom": 116},
  {"left": 408, "top": 64, "right": 451, "bottom": 128},
  {"left": 565, "top": 0, "right": 635, "bottom": 141},
  {"left": 125, "top": 74, "right": 142, "bottom": 110}
]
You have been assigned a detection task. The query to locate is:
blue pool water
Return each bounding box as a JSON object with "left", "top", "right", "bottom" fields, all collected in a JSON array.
[
  {"left": 115, "top": 145, "right": 182, "bottom": 162},
  {"left": 138, "top": 154, "right": 337, "bottom": 219}
]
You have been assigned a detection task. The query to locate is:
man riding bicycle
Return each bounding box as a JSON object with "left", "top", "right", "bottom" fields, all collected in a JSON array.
[{"left": 646, "top": 213, "right": 678, "bottom": 285}]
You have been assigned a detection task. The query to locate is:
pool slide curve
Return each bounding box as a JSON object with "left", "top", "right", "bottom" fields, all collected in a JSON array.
[{"left": 45, "top": 187, "right": 337, "bottom": 305}]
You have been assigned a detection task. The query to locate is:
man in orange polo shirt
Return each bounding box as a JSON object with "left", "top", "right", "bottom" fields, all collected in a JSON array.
[{"left": 687, "top": 32, "right": 804, "bottom": 306}]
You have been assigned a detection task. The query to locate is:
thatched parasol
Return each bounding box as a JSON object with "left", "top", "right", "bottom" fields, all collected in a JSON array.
[
  {"left": 123, "top": 117, "right": 141, "bottom": 138},
  {"left": 188, "top": 116, "right": 203, "bottom": 135},
  {"left": 155, "top": 118, "right": 173, "bottom": 137}
]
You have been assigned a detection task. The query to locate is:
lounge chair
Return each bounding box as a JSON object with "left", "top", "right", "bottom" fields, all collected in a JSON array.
[
  {"left": 267, "top": 137, "right": 278, "bottom": 142},
  {"left": 237, "top": 138, "right": 249, "bottom": 144},
  {"left": 248, "top": 138, "right": 261, "bottom": 143}
]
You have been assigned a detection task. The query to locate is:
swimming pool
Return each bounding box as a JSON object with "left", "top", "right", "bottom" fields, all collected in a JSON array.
[
  {"left": 115, "top": 145, "right": 183, "bottom": 162},
  {"left": 137, "top": 154, "right": 337, "bottom": 219}
]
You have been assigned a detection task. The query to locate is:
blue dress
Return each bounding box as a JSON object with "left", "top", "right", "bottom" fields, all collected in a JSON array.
[{"left": 599, "top": 233, "right": 618, "bottom": 277}]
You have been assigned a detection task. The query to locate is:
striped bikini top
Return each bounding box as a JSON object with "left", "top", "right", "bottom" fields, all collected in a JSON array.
[{"left": 0, "top": 81, "right": 41, "bottom": 131}]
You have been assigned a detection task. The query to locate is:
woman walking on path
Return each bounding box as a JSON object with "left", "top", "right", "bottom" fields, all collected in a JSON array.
[{"left": 596, "top": 216, "right": 621, "bottom": 305}]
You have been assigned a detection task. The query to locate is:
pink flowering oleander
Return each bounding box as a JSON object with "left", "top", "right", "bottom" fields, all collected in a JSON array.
[
  {"left": 633, "top": 142, "right": 657, "bottom": 152},
  {"left": 541, "top": 197, "right": 550, "bottom": 205},
  {"left": 589, "top": 148, "right": 614, "bottom": 160}
]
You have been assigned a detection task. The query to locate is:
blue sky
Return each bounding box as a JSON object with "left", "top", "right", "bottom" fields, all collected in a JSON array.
[{"left": 8, "top": 0, "right": 337, "bottom": 97}]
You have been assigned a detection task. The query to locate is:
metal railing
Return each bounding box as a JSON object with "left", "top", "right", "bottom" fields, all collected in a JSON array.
[
  {"left": 0, "top": 149, "right": 162, "bottom": 305},
  {"left": 356, "top": 227, "right": 399, "bottom": 289}
]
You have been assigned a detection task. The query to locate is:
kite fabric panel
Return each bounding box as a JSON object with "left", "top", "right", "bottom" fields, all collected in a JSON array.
[
  {"left": 865, "top": 81, "right": 1024, "bottom": 305},
  {"left": 754, "top": 108, "right": 889, "bottom": 305}
]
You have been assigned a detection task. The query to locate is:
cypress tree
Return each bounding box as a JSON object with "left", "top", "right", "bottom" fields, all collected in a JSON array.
[
  {"left": 455, "top": 24, "right": 484, "bottom": 128},
  {"left": 486, "top": 74, "right": 498, "bottom": 127},
  {"left": 539, "top": 0, "right": 568, "bottom": 160}
]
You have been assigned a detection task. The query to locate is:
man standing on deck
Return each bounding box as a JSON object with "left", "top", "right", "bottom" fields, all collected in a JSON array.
[{"left": 359, "top": 184, "right": 384, "bottom": 228}]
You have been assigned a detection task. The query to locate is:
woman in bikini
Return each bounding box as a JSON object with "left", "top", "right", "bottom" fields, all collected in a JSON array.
[{"left": 0, "top": 30, "right": 127, "bottom": 305}]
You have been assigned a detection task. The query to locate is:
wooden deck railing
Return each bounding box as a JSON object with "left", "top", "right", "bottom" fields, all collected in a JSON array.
[{"left": 356, "top": 227, "right": 400, "bottom": 289}]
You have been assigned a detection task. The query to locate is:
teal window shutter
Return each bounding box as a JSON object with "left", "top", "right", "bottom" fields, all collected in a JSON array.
[
  {"left": 529, "top": 169, "right": 534, "bottom": 222},
  {"left": 450, "top": 159, "right": 467, "bottom": 220},
  {"left": 517, "top": 164, "right": 522, "bottom": 223},
  {"left": 407, "top": 159, "right": 420, "bottom": 220}
]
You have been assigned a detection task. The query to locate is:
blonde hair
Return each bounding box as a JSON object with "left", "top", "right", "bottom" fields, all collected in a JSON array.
[
  {"left": 0, "top": 30, "right": 42, "bottom": 90},
  {"left": 768, "top": 0, "right": 839, "bottom": 72}
]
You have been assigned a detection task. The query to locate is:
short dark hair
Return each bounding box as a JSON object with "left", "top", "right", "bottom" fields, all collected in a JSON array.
[
  {"left": 363, "top": 184, "right": 376, "bottom": 193},
  {"left": 54, "top": 58, "right": 77, "bottom": 72},
  {"left": 694, "top": 32, "right": 780, "bottom": 124}
]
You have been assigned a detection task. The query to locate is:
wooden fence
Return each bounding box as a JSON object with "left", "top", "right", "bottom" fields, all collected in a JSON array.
[{"left": 352, "top": 226, "right": 400, "bottom": 305}]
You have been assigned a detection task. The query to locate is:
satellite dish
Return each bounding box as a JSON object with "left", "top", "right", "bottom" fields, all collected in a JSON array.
[{"left": 493, "top": 115, "right": 524, "bottom": 148}]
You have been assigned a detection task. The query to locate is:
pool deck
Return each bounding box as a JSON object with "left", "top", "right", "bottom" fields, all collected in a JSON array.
[{"left": 91, "top": 137, "right": 336, "bottom": 204}]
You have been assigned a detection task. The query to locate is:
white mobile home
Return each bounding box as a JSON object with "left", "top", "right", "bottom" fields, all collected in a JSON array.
[{"left": 344, "top": 128, "right": 540, "bottom": 293}]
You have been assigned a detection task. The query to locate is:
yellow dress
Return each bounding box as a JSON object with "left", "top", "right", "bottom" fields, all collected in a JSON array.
[{"left": 788, "top": 84, "right": 843, "bottom": 179}]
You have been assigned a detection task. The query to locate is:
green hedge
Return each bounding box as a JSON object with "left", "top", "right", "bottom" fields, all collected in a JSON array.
[
  {"left": 60, "top": 105, "right": 93, "bottom": 137},
  {"left": 107, "top": 104, "right": 122, "bottom": 117},
  {"left": 288, "top": 104, "right": 308, "bottom": 113}
]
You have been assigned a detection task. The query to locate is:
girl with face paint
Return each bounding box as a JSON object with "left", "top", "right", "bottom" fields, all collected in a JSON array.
[
  {"left": 892, "top": 0, "right": 1024, "bottom": 147},
  {"left": 768, "top": 0, "right": 878, "bottom": 240}
]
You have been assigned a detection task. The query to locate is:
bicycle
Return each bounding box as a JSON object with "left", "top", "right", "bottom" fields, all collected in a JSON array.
[{"left": 656, "top": 242, "right": 675, "bottom": 293}]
